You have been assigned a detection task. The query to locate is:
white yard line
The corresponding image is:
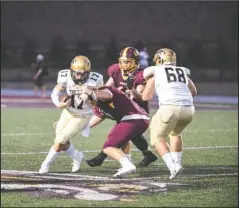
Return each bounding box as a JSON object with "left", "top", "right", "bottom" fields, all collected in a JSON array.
[
  {"left": 2, "top": 126, "right": 238, "bottom": 137},
  {"left": 1, "top": 170, "right": 237, "bottom": 181},
  {"left": 2, "top": 133, "right": 45, "bottom": 136},
  {"left": 1, "top": 145, "right": 238, "bottom": 155}
]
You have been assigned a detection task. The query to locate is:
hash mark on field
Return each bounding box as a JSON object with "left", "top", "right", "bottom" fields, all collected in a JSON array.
[{"left": 1, "top": 145, "right": 238, "bottom": 155}]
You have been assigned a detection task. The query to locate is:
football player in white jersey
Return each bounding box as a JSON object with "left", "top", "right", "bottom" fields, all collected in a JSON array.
[
  {"left": 142, "top": 48, "right": 197, "bottom": 179},
  {"left": 39, "top": 55, "right": 104, "bottom": 174}
]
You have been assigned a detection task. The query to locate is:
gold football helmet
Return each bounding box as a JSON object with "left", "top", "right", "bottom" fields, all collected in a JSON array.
[
  {"left": 153, "top": 48, "right": 176, "bottom": 66},
  {"left": 70, "top": 55, "right": 91, "bottom": 84},
  {"left": 118, "top": 47, "right": 140, "bottom": 79}
]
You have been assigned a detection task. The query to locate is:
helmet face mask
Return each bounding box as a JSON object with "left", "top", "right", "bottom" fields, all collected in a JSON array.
[
  {"left": 70, "top": 56, "right": 91, "bottom": 84},
  {"left": 71, "top": 69, "right": 89, "bottom": 85},
  {"left": 153, "top": 48, "right": 176, "bottom": 66},
  {"left": 119, "top": 47, "right": 140, "bottom": 78},
  {"left": 119, "top": 57, "right": 137, "bottom": 76}
]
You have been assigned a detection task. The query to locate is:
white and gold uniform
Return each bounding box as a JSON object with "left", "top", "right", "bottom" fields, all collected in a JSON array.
[
  {"left": 54, "top": 70, "right": 103, "bottom": 144},
  {"left": 143, "top": 65, "right": 195, "bottom": 146}
]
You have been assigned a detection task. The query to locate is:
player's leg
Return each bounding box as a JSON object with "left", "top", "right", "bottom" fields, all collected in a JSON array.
[
  {"left": 86, "top": 142, "right": 132, "bottom": 167},
  {"left": 169, "top": 105, "right": 195, "bottom": 179},
  {"left": 33, "top": 79, "right": 40, "bottom": 97},
  {"left": 59, "top": 113, "right": 92, "bottom": 172},
  {"left": 39, "top": 109, "right": 71, "bottom": 173},
  {"left": 41, "top": 84, "right": 47, "bottom": 98},
  {"left": 131, "top": 134, "right": 157, "bottom": 166},
  {"left": 103, "top": 119, "right": 149, "bottom": 177},
  {"left": 121, "top": 141, "right": 132, "bottom": 161},
  {"left": 37, "top": 77, "right": 46, "bottom": 98},
  {"left": 150, "top": 106, "right": 178, "bottom": 178},
  {"left": 39, "top": 110, "right": 91, "bottom": 173},
  {"left": 35, "top": 77, "right": 44, "bottom": 97}
]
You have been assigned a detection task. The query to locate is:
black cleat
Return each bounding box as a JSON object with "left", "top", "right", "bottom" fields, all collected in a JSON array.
[
  {"left": 138, "top": 151, "right": 157, "bottom": 167},
  {"left": 86, "top": 152, "right": 107, "bottom": 167}
]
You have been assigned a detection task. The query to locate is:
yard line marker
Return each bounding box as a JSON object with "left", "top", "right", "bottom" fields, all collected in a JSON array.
[{"left": 1, "top": 145, "right": 238, "bottom": 155}]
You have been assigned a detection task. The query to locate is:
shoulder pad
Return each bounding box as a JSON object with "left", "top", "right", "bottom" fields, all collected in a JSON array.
[
  {"left": 57, "top": 69, "right": 70, "bottom": 87},
  {"left": 108, "top": 64, "right": 119, "bottom": 77},
  {"left": 87, "top": 72, "right": 104, "bottom": 87},
  {"left": 143, "top": 66, "right": 155, "bottom": 79}
]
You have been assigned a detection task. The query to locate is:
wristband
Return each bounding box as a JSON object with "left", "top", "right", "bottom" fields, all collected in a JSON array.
[{"left": 88, "top": 91, "right": 97, "bottom": 101}]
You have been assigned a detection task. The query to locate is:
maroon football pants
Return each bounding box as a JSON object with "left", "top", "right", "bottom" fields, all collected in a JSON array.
[{"left": 103, "top": 119, "right": 149, "bottom": 149}]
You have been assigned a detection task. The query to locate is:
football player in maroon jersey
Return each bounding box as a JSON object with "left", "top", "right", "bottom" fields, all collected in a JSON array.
[
  {"left": 86, "top": 47, "right": 157, "bottom": 168},
  {"left": 81, "top": 86, "right": 150, "bottom": 177}
]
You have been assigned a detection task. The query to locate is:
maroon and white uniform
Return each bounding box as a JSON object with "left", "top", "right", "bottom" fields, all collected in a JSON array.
[
  {"left": 108, "top": 63, "right": 149, "bottom": 113},
  {"left": 95, "top": 86, "right": 149, "bottom": 149}
]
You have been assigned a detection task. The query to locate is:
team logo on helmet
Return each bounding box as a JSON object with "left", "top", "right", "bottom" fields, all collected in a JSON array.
[{"left": 153, "top": 48, "right": 176, "bottom": 66}]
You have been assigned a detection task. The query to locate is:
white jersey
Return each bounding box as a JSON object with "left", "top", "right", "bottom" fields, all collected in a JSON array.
[
  {"left": 143, "top": 65, "right": 193, "bottom": 106},
  {"left": 57, "top": 70, "right": 104, "bottom": 115}
]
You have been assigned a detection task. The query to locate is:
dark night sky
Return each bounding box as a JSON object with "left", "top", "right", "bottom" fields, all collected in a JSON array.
[{"left": 1, "top": 1, "right": 238, "bottom": 47}]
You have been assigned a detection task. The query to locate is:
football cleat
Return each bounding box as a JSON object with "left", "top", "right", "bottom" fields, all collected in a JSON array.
[
  {"left": 71, "top": 152, "right": 84, "bottom": 173},
  {"left": 138, "top": 151, "right": 157, "bottom": 167},
  {"left": 39, "top": 164, "right": 50, "bottom": 174},
  {"left": 86, "top": 152, "right": 107, "bottom": 167},
  {"left": 113, "top": 165, "right": 136, "bottom": 178},
  {"left": 169, "top": 163, "right": 183, "bottom": 179}
]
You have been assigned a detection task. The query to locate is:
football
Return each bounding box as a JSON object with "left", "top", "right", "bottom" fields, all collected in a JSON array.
[{"left": 59, "top": 94, "right": 71, "bottom": 102}]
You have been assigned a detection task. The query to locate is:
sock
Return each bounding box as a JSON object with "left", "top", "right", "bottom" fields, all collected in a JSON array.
[
  {"left": 119, "top": 156, "right": 134, "bottom": 169},
  {"left": 171, "top": 152, "right": 182, "bottom": 165},
  {"left": 96, "top": 151, "right": 107, "bottom": 160},
  {"left": 125, "top": 154, "right": 132, "bottom": 162},
  {"left": 65, "top": 143, "right": 81, "bottom": 161},
  {"left": 42, "top": 146, "right": 60, "bottom": 166},
  {"left": 131, "top": 134, "right": 148, "bottom": 152},
  {"left": 162, "top": 152, "right": 175, "bottom": 172}
]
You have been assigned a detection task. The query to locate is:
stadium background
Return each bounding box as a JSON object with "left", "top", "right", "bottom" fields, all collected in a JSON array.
[
  {"left": 1, "top": 1, "right": 238, "bottom": 103},
  {"left": 1, "top": 2, "right": 238, "bottom": 206}
]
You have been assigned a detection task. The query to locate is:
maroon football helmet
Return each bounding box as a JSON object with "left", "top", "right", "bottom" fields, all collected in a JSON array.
[{"left": 118, "top": 47, "right": 140, "bottom": 78}]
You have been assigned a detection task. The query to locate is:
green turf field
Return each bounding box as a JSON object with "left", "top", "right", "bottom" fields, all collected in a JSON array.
[{"left": 1, "top": 108, "right": 238, "bottom": 207}]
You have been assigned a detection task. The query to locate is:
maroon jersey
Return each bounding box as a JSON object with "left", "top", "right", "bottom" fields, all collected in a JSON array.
[
  {"left": 95, "top": 86, "right": 148, "bottom": 123},
  {"left": 107, "top": 63, "right": 149, "bottom": 113}
]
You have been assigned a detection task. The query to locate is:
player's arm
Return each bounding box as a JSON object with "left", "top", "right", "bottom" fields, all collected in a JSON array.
[
  {"left": 94, "top": 88, "right": 113, "bottom": 101},
  {"left": 105, "top": 77, "right": 115, "bottom": 87},
  {"left": 33, "top": 68, "right": 43, "bottom": 80},
  {"left": 82, "top": 87, "right": 113, "bottom": 102},
  {"left": 89, "top": 115, "right": 105, "bottom": 128},
  {"left": 188, "top": 78, "right": 197, "bottom": 97},
  {"left": 142, "top": 77, "right": 155, "bottom": 101},
  {"left": 143, "top": 66, "right": 155, "bottom": 80},
  {"left": 128, "top": 84, "right": 145, "bottom": 101},
  {"left": 51, "top": 84, "right": 71, "bottom": 109}
]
